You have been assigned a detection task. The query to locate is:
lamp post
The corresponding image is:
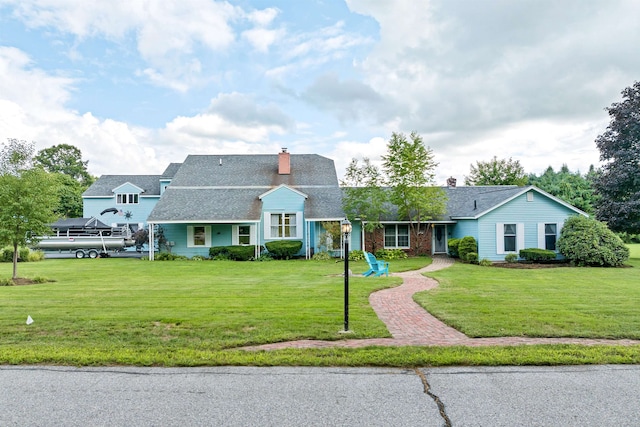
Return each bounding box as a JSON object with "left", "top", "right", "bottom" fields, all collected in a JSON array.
[{"left": 341, "top": 219, "right": 352, "bottom": 333}]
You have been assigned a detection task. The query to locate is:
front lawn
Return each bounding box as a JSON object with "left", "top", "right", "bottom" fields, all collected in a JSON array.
[{"left": 417, "top": 244, "right": 640, "bottom": 339}]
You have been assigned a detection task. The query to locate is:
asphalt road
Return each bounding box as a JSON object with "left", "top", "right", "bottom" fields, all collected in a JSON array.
[{"left": 1, "top": 365, "right": 639, "bottom": 426}]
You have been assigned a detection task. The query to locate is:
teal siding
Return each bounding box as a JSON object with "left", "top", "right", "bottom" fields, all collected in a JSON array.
[
  {"left": 261, "top": 187, "right": 307, "bottom": 256},
  {"left": 479, "top": 191, "right": 581, "bottom": 261},
  {"left": 83, "top": 196, "right": 160, "bottom": 230},
  {"left": 450, "top": 220, "right": 478, "bottom": 240}
]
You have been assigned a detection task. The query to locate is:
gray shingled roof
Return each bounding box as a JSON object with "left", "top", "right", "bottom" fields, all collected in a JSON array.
[
  {"left": 83, "top": 175, "right": 163, "bottom": 197},
  {"left": 345, "top": 185, "right": 530, "bottom": 221},
  {"left": 147, "top": 187, "right": 263, "bottom": 221},
  {"left": 161, "top": 163, "right": 182, "bottom": 178},
  {"left": 170, "top": 154, "right": 338, "bottom": 187},
  {"left": 444, "top": 185, "right": 525, "bottom": 218},
  {"left": 148, "top": 154, "right": 344, "bottom": 222}
]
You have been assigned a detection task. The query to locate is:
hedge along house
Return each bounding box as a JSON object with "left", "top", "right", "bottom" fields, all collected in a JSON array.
[
  {"left": 350, "top": 181, "right": 588, "bottom": 261},
  {"left": 143, "top": 150, "right": 345, "bottom": 260}
]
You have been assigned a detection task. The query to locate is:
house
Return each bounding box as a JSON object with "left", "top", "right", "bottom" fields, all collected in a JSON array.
[
  {"left": 82, "top": 150, "right": 345, "bottom": 259},
  {"left": 84, "top": 151, "right": 587, "bottom": 262},
  {"left": 351, "top": 182, "right": 589, "bottom": 261}
]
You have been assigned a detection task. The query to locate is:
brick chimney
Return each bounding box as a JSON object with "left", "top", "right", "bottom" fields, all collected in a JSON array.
[
  {"left": 447, "top": 177, "right": 457, "bottom": 187},
  {"left": 278, "top": 148, "right": 290, "bottom": 175}
]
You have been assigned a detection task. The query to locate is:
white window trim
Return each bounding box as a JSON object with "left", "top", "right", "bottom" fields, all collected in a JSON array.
[
  {"left": 496, "top": 222, "right": 524, "bottom": 254},
  {"left": 232, "top": 225, "right": 256, "bottom": 245},
  {"left": 187, "top": 225, "right": 211, "bottom": 248},
  {"left": 116, "top": 193, "right": 139, "bottom": 204},
  {"left": 384, "top": 224, "right": 410, "bottom": 249},
  {"left": 263, "top": 212, "right": 303, "bottom": 239}
]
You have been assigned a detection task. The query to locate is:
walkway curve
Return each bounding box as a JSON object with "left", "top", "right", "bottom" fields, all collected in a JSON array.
[{"left": 242, "top": 256, "right": 640, "bottom": 350}]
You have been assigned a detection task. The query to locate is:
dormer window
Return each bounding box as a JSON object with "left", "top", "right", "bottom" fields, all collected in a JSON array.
[{"left": 116, "top": 193, "right": 139, "bottom": 204}]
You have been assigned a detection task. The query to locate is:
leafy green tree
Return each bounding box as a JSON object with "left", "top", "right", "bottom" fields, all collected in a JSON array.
[
  {"left": 0, "top": 140, "right": 58, "bottom": 279},
  {"left": 341, "top": 158, "right": 388, "bottom": 251},
  {"left": 34, "top": 144, "right": 94, "bottom": 185},
  {"left": 527, "top": 164, "right": 597, "bottom": 214},
  {"left": 34, "top": 144, "right": 94, "bottom": 218},
  {"left": 594, "top": 81, "right": 640, "bottom": 234},
  {"left": 464, "top": 156, "right": 527, "bottom": 186},
  {"left": 52, "top": 173, "right": 85, "bottom": 218},
  {"left": 382, "top": 131, "right": 446, "bottom": 255}
]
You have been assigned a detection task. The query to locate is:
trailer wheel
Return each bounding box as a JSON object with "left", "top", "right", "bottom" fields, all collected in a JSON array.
[
  {"left": 88, "top": 250, "right": 99, "bottom": 259},
  {"left": 75, "top": 250, "right": 85, "bottom": 259}
]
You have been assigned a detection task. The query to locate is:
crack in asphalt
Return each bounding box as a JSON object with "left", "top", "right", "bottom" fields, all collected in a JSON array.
[{"left": 415, "top": 368, "right": 452, "bottom": 427}]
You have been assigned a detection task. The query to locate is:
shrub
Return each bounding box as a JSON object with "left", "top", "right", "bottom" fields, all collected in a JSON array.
[
  {"left": 447, "top": 238, "right": 460, "bottom": 258},
  {"left": 191, "top": 255, "right": 206, "bottom": 261},
  {"left": 312, "top": 251, "right": 331, "bottom": 261},
  {"left": 27, "top": 250, "right": 46, "bottom": 262},
  {"left": 209, "top": 245, "right": 258, "bottom": 261},
  {"left": 479, "top": 258, "right": 492, "bottom": 267},
  {"left": 466, "top": 252, "right": 478, "bottom": 263},
  {"left": 557, "top": 215, "right": 629, "bottom": 267},
  {"left": 154, "top": 252, "right": 188, "bottom": 261},
  {"left": 31, "top": 276, "right": 49, "bottom": 284},
  {"left": 504, "top": 253, "right": 518, "bottom": 263},
  {"left": 348, "top": 250, "right": 366, "bottom": 261},
  {"left": 265, "top": 240, "right": 303, "bottom": 259},
  {"left": 519, "top": 248, "right": 557, "bottom": 262},
  {"left": 1, "top": 246, "right": 31, "bottom": 263},
  {"left": 374, "top": 248, "right": 408, "bottom": 260},
  {"left": 458, "top": 236, "right": 478, "bottom": 262}
]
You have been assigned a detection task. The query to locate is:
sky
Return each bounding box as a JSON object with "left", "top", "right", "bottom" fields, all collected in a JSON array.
[{"left": 1, "top": 0, "right": 639, "bottom": 184}]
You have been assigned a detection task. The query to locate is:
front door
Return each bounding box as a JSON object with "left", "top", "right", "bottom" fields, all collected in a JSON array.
[{"left": 433, "top": 225, "right": 447, "bottom": 254}]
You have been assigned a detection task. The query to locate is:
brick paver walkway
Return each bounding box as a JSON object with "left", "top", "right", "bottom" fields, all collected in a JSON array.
[{"left": 242, "top": 256, "right": 640, "bottom": 350}]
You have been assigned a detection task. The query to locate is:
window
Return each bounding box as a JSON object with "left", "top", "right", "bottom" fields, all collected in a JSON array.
[
  {"left": 503, "top": 224, "right": 516, "bottom": 252},
  {"left": 544, "top": 223, "right": 557, "bottom": 250},
  {"left": 384, "top": 224, "right": 409, "bottom": 248},
  {"left": 187, "top": 226, "right": 211, "bottom": 247},
  {"left": 497, "top": 223, "right": 524, "bottom": 254},
  {"left": 270, "top": 213, "right": 297, "bottom": 238},
  {"left": 238, "top": 226, "right": 251, "bottom": 245},
  {"left": 116, "top": 193, "right": 139, "bottom": 204}
]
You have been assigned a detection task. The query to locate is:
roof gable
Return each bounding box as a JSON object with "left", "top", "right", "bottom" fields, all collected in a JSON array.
[
  {"left": 259, "top": 184, "right": 308, "bottom": 200},
  {"left": 112, "top": 182, "right": 144, "bottom": 194}
]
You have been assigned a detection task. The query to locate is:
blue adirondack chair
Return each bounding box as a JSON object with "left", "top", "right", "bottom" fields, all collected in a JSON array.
[{"left": 363, "top": 252, "right": 390, "bottom": 277}]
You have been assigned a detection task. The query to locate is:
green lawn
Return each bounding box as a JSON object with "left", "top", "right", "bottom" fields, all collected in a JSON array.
[
  {"left": 417, "top": 244, "right": 640, "bottom": 339},
  {"left": 0, "top": 256, "right": 428, "bottom": 364},
  {"left": 2, "top": 251, "right": 640, "bottom": 367}
]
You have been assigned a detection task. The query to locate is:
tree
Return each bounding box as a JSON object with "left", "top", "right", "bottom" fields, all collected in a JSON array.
[
  {"left": 594, "top": 81, "right": 640, "bottom": 234},
  {"left": 34, "top": 144, "right": 94, "bottom": 218},
  {"left": 341, "top": 158, "right": 388, "bottom": 251},
  {"left": 527, "top": 164, "right": 598, "bottom": 214},
  {"left": 34, "top": 144, "right": 94, "bottom": 185},
  {"left": 0, "top": 140, "right": 58, "bottom": 279},
  {"left": 382, "top": 131, "right": 446, "bottom": 255},
  {"left": 464, "top": 156, "right": 527, "bottom": 186}
]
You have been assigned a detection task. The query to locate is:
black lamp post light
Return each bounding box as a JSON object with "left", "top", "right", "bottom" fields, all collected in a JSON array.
[{"left": 340, "top": 218, "right": 352, "bottom": 334}]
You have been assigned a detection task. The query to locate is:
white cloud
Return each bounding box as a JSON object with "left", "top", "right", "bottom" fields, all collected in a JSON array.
[
  {"left": 338, "top": 0, "right": 640, "bottom": 178},
  {"left": 2, "top": 0, "right": 242, "bottom": 90}
]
